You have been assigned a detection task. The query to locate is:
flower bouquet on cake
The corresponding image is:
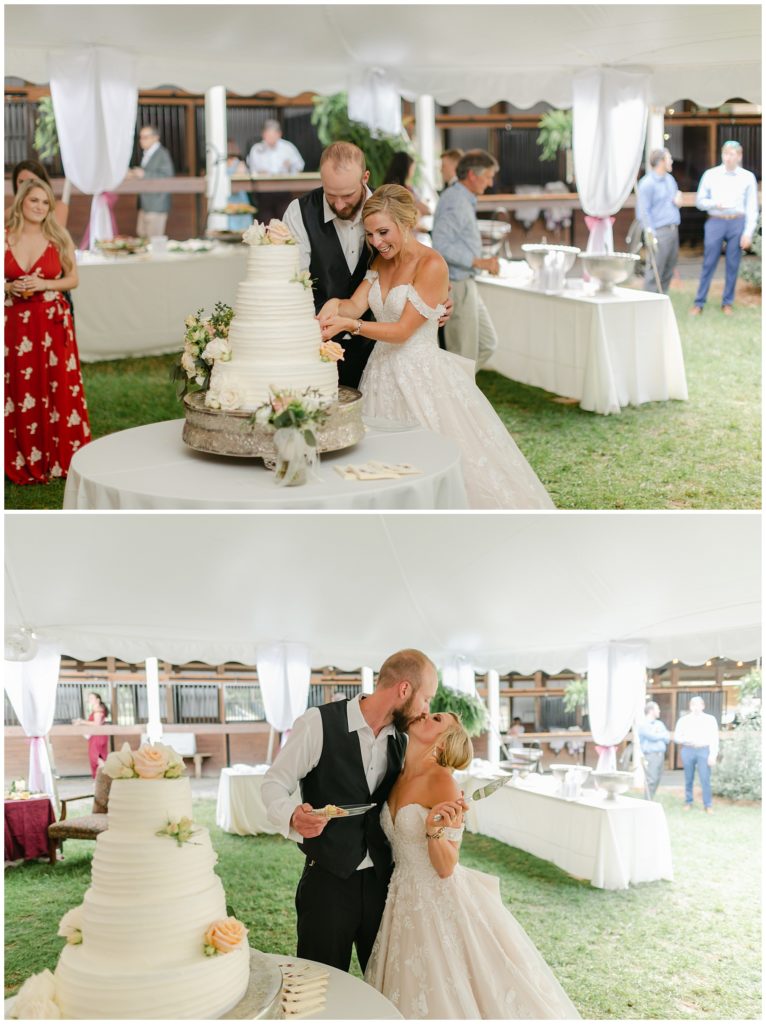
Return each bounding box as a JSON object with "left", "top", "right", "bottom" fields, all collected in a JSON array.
[{"left": 171, "top": 302, "right": 234, "bottom": 401}]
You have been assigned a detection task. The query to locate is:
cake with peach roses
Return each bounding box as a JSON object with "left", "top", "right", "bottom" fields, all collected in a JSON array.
[
  {"left": 204, "top": 219, "right": 340, "bottom": 412},
  {"left": 10, "top": 743, "right": 276, "bottom": 1020}
]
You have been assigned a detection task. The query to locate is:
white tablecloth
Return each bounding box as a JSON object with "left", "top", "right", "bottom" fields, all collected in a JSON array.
[
  {"left": 265, "top": 954, "right": 402, "bottom": 1019},
  {"left": 216, "top": 766, "right": 281, "bottom": 836},
  {"left": 476, "top": 276, "right": 688, "bottom": 414},
  {"left": 74, "top": 246, "right": 247, "bottom": 362},
  {"left": 62, "top": 418, "right": 468, "bottom": 509},
  {"left": 460, "top": 772, "right": 673, "bottom": 890}
]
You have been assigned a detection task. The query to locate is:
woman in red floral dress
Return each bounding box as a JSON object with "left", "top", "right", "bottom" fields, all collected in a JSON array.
[{"left": 5, "top": 177, "right": 91, "bottom": 484}]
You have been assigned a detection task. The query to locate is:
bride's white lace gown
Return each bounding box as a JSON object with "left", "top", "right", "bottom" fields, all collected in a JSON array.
[
  {"left": 365, "top": 804, "right": 580, "bottom": 1020},
  {"left": 359, "top": 273, "right": 555, "bottom": 509}
]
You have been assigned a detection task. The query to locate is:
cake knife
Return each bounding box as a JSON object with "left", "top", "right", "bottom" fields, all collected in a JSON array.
[{"left": 432, "top": 776, "right": 510, "bottom": 821}]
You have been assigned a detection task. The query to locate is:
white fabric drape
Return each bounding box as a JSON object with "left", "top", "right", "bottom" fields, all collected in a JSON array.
[
  {"left": 587, "top": 642, "right": 648, "bottom": 772},
  {"left": 348, "top": 68, "right": 402, "bottom": 136},
  {"left": 441, "top": 656, "right": 476, "bottom": 696},
  {"left": 145, "top": 657, "right": 163, "bottom": 743},
  {"left": 573, "top": 68, "right": 650, "bottom": 252},
  {"left": 256, "top": 643, "right": 311, "bottom": 733},
  {"left": 4, "top": 644, "right": 61, "bottom": 803},
  {"left": 48, "top": 46, "right": 138, "bottom": 247}
]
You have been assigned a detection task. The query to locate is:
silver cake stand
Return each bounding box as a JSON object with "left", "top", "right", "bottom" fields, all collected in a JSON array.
[
  {"left": 223, "top": 949, "right": 283, "bottom": 1020},
  {"left": 182, "top": 386, "right": 364, "bottom": 461}
]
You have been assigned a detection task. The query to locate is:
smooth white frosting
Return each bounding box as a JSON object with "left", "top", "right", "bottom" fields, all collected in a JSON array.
[
  {"left": 209, "top": 243, "right": 338, "bottom": 410},
  {"left": 52, "top": 777, "right": 250, "bottom": 1019}
]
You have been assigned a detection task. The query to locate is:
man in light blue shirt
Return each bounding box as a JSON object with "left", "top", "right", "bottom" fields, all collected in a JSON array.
[
  {"left": 432, "top": 150, "right": 500, "bottom": 370},
  {"left": 637, "top": 148, "right": 682, "bottom": 293},
  {"left": 691, "top": 141, "right": 759, "bottom": 315},
  {"left": 638, "top": 701, "right": 671, "bottom": 800}
]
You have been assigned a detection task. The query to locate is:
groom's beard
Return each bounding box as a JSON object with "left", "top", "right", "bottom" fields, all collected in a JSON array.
[
  {"left": 330, "top": 189, "right": 366, "bottom": 222},
  {"left": 392, "top": 698, "right": 424, "bottom": 734}
]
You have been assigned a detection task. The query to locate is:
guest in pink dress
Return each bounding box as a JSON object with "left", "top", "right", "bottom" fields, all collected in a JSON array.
[{"left": 74, "top": 692, "right": 109, "bottom": 777}]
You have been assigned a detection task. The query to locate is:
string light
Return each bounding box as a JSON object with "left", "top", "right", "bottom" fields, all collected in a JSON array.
[
  {"left": 672, "top": 658, "right": 679, "bottom": 664},
  {"left": 663, "top": 133, "right": 671, "bottom": 141},
  {"left": 667, "top": 108, "right": 676, "bottom": 115}
]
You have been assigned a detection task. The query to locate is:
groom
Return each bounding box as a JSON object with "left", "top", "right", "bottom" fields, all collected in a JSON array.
[
  {"left": 261, "top": 648, "right": 438, "bottom": 972},
  {"left": 282, "top": 142, "right": 452, "bottom": 390}
]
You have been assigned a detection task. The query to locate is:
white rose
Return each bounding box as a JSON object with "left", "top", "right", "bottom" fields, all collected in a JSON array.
[
  {"left": 13, "top": 970, "right": 62, "bottom": 1019},
  {"left": 194, "top": 374, "right": 206, "bottom": 386},
  {"left": 242, "top": 222, "right": 266, "bottom": 246},
  {"left": 181, "top": 350, "right": 197, "bottom": 377},
  {"left": 58, "top": 905, "right": 84, "bottom": 944},
  {"left": 102, "top": 743, "right": 135, "bottom": 780},
  {"left": 218, "top": 386, "right": 242, "bottom": 411},
  {"left": 254, "top": 404, "right": 273, "bottom": 426},
  {"left": 302, "top": 392, "right": 320, "bottom": 414},
  {"left": 184, "top": 315, "right": 197, "bottom": 329},
  {"left": 205, "top": 388, "right": 222, "bottom": 410}
]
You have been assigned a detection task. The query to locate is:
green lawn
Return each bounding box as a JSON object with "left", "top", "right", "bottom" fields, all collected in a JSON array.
[
  {"left": 4, "top": 791, "right": 761, "bottom": 1019},
  {"left": 4, "top": 280, "right": 760, "bottom": 510}
]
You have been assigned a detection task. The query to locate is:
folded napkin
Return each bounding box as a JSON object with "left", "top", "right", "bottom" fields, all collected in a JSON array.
[
  {"left": 335, "top": 460, "right": 422, "bottom": 481},
  {"left": 279, "top": 963, "right": 329, "bottom": 1019}
]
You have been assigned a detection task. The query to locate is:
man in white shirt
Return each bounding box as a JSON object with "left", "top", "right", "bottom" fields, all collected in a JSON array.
[
  {"left": 673, "top": 696, "right": 720, "bottom": 812},
  {"left": 691, "top": 141, "right": 759, "bottom": 315},
  {"left": 247, "top": 119, "right": 305, "bottom": 176},
  {"left": 261, "top": 649, "right": 438, "bottom": 972}
]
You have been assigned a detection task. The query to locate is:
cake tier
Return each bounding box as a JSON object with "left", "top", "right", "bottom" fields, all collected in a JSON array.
[
  {"left": 227, "top": 314, "right": 324, "bottom": 363},
  {"left": 82, "top": 876, "right": 226, "bottom": 967},
  {"left": 244, "top": 244, "right": 300, "bottom": 281},
  {"left": 210, "top": 359, "right": 338, "bottom": 411},
  {"left": 235, "top": 280, "right": 317, "bottom": 319},
  {"left": 54, "top": 940, "right": 250, "bottom": 1019},
  {"left": 107, "top": 778, "right": 193, "bottom": 833},
  {"left": 91, "top": 827, "right": 219, "bottom": 902}
]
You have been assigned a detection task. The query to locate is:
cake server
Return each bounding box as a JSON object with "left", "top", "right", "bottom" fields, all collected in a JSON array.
[{"left": 433, "top": 776, "right": 510, "bottom": 821}]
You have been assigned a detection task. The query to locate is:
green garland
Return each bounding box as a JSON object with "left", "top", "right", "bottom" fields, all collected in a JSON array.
[{"left": 430, "top": 682, "right": 488, "bottom": 737}]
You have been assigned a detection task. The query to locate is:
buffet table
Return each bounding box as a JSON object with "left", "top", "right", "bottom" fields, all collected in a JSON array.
[
  {"left": 476, "top": 274, "right": 688, "bottom": 415},
  {"left": 460, "top": 772, "right": 673, "bottom": 890},
  {"left": 74, "top": 245, "right": 248, "bottom": 361},
  {"left": 62, "top": 418, "right": 468, "bottom": 510},
  {"left": 4, "top": 796, "right": 55, "bottom": 863},
  {"left": 216, "top": 766, "right": 284, "bottom": 836}
]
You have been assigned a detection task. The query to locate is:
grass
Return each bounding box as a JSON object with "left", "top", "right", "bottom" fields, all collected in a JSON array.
[
  {"left": 4, "top": 280, "right": 760, "bottom": 510},
  {"left": 4, "top": 790, "right": 761, "bottom": 1019}
]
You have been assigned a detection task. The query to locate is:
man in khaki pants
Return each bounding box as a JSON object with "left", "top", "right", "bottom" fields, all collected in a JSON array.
[
  {"left": 128, "top": 124, "right": 175, "bottom": 238},
  {"left": 432, "top": 150, "right": 500, "bottom": 370}
]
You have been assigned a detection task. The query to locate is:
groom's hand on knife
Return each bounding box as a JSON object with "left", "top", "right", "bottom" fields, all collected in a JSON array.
[{"left": 290, "top": 803, "right": 329, "bottom": 838}]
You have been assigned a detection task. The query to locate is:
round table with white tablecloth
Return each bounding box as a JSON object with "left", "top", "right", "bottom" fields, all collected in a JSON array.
[
  {"left": 458, "top": 771, "right": 673, "bottom": 890},
  {"left": 74, "top": 245, "right": 248, "bottom": 362},
  {"left": 62, "top": 418, "right": 468, "bottom": 510},
  {"left": 264, "top": 954, "right": 402, "bottom": 1020},
  {"left": 216, "top": 765, "right": 281, "bottom": 836}
]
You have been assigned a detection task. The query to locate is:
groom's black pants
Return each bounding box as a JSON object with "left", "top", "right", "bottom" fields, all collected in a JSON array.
[{"left": 295, "top": 860, "right": 389, "bottom": 973}]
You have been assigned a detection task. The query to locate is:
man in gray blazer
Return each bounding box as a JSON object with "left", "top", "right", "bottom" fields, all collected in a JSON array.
[{"left": 130, "top": 124, "right": 175, "bottom": 237}]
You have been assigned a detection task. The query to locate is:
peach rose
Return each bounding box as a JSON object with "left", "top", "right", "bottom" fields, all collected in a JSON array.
[
  {"left": 132, "top": 744, "right": 170, "bottom": 779},
  {"left": 320, "top": 340, "right": 345, "bottom": 363},
  {"left": 204, "top": 917, "right": 248, "bottom": 954},
  {"left": 266, "top": 219, "right": 293, "bottom": 245}
]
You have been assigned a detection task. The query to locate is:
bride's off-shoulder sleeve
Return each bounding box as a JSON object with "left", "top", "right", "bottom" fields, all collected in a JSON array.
[
  {"left": 364, "top": 269, "right": 379, "bottom": 282},
  {"left": 407, "top": 284, "right": 446, "bottom": 321}
]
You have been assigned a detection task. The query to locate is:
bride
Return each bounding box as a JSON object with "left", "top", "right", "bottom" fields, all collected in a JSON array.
[
  {"left": 318, "top": 185, "right": 554, "bottom": 509},
  {"left": 364, "top": 712, "right": 580, "bottom": 1019}
]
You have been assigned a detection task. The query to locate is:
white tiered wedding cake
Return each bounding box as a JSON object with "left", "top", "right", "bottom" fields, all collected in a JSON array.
[
  {"left": 206, "top": 220, "right": 339, "bottom": 412},
  {"left": 12, "top": 744, "right": 252, "bottom": 1020}
]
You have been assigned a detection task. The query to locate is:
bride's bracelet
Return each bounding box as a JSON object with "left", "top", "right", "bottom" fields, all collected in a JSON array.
[
  {"left": 425, "top": 826, "right": 446, "bottom": 840},
  {"left": 351, "top": 319, "right": 363, "bottom": 336}
]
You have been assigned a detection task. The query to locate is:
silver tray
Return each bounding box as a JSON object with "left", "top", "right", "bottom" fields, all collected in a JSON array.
[
  {"left": 182, "top": 386, "right": 364, "bottom": 460},
  {"left": 223, "top": 948, "right": 283, "bottom": 1020}
]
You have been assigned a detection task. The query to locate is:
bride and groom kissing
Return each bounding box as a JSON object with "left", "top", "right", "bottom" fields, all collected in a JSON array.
[{"left": 261, "top": 648, "right": 579, "bottom": 1020}]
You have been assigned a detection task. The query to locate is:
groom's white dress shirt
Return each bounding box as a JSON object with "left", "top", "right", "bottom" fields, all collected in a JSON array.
[
  {"left": 261, "top": 693, "right": 397, "bottom": 870},
  {"left": 283, "top": 186, "right": 373, "bottom": 275}
]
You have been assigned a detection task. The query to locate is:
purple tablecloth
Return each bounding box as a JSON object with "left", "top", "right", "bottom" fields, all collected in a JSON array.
[{"left": 4, "top": 797, "right": 55, "bottom": 861}]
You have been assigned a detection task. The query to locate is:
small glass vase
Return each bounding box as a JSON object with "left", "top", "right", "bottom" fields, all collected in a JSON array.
[{"left": 273, "top": 427, "right": 317, "bottom": 487}]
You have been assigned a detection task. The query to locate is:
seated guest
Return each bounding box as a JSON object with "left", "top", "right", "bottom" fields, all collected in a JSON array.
[
  {"left": 5, "top": 177, "right": 91, "bottom": 484},
  {"left": 247, "top": 119, "right": 305, "bottom": 176}
]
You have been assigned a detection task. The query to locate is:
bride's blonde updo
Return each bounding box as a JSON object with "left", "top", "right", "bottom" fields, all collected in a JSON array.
[
  {"left": 362, "top": 184, "right": 419, "bottom": 232},
  {"left": 433, "top": 713, "right": 473, "bottom": 772}
]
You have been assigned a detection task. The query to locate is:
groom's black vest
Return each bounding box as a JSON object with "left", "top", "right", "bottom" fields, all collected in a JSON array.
[
  {"left": 298, "top": 187, "right": 376, "bottom": 389},
  {"left": 298, "top": 699, "right": 406, "bottom": 881}
]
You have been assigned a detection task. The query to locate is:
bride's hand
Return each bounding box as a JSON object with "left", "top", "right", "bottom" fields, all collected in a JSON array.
[
  {"left": 320, "top": 315, "right": 355, "bottom": 338},
  {"left": 437, "top": 289, "right": 454, "bottom": 328},
  {"left": 426, "top": 800, "right": 463, "bottom": 831}
]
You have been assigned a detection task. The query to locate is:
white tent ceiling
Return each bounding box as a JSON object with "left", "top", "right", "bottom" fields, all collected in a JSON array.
[
  {"left": 5, "top": 4, "right": 762, "bottom": 108},
  {"left": 4, "top": 513, "right": 760, "bottom": 674}
]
